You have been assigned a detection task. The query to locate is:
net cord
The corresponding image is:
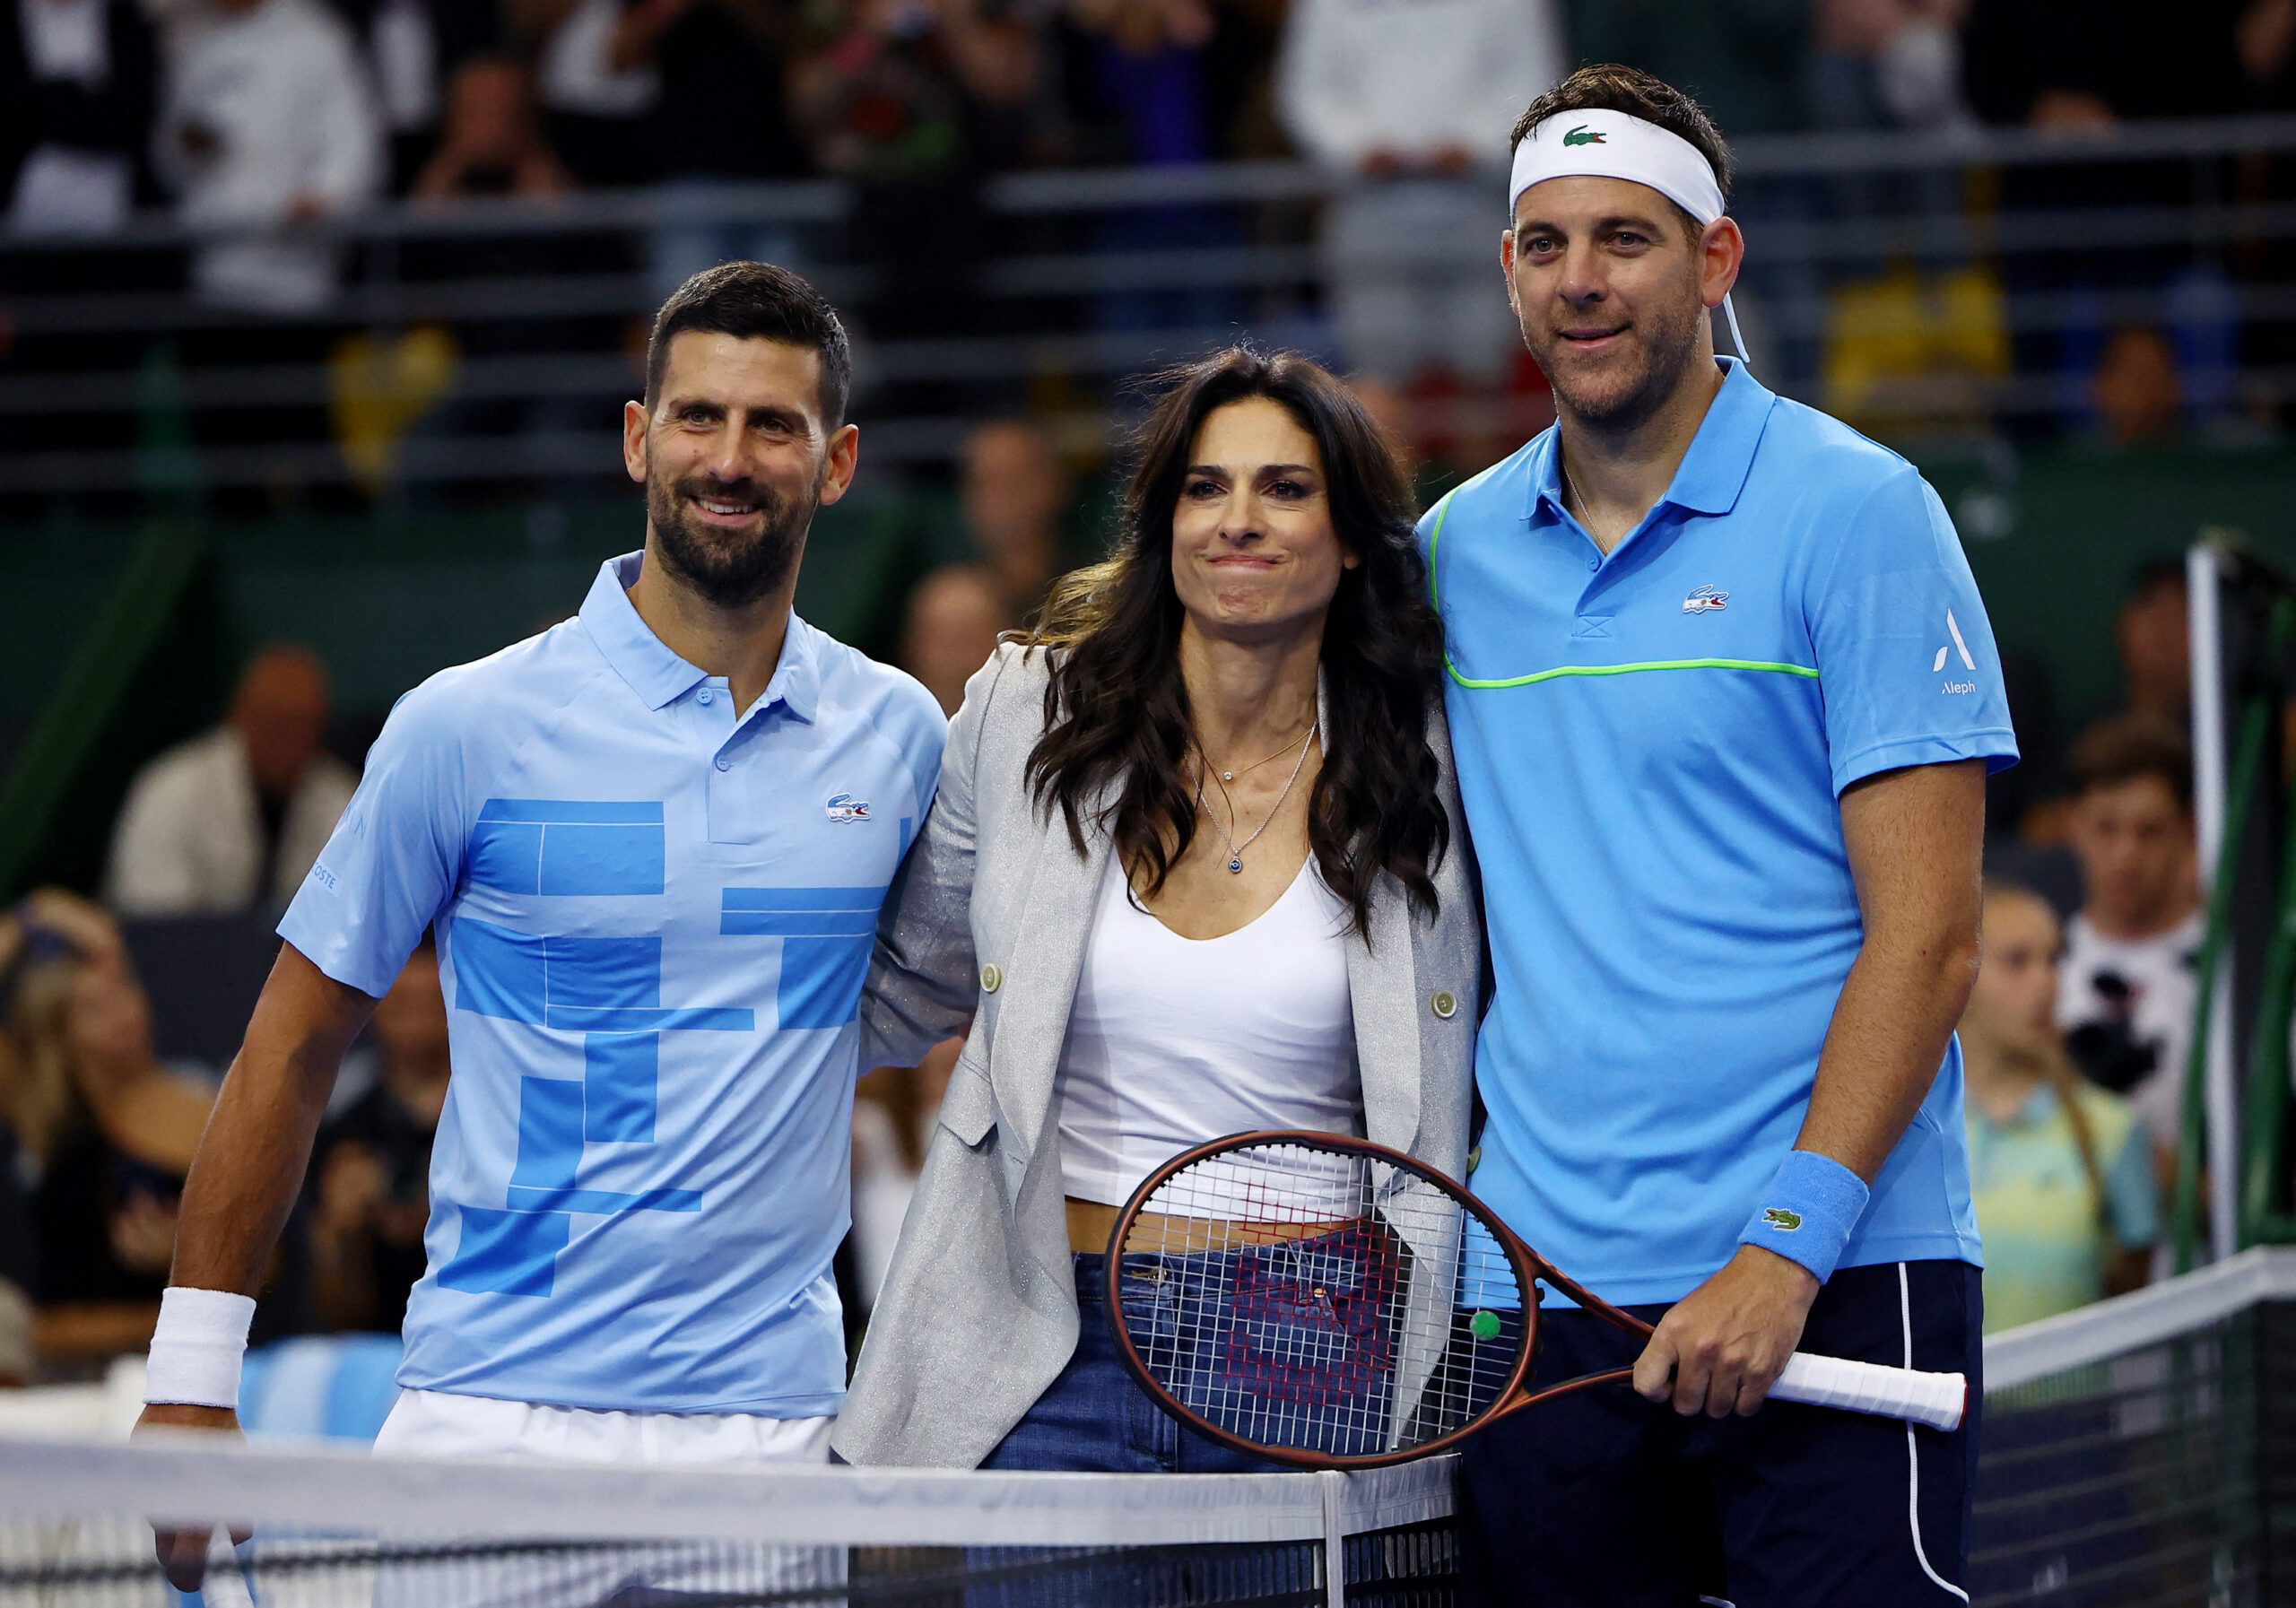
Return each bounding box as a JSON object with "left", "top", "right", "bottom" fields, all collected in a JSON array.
[
  {"left": 1984, "top": 1243, "right": 2296, "bottom": 1390},
  {"left": 0, "top": 1433, "right": 1456, "bottom": 1548}
]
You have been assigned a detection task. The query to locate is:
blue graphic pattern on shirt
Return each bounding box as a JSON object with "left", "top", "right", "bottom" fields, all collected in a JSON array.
[{"left": 279, "top": 554, "right": 946, "bottom": 1414}]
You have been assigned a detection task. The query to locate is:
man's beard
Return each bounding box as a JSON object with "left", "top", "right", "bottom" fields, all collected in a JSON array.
[
  {"left": 647, "top": 472, "right": 814, "bottom": 608},
  {"left": 1531, "top": 291, "right": 1708, "bottom": 438}
]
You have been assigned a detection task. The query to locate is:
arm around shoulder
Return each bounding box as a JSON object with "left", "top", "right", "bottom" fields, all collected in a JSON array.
[{"left": 859, "top": 643, "right": 1027, "bottom": 1068}]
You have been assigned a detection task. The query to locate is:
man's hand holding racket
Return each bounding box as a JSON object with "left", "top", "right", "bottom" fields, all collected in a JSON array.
[{"left": 1631, "top": 1243, "right": 1820, "bottom": 1419}]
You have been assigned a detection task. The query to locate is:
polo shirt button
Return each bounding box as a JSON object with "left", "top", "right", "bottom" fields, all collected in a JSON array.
[
  {"left": 714, "top": 755, "right": 731, "bottom": 771},
  {"left": 698, "top": 690, "right": 714, "bottom": 705},
  {"left": 980, "top": 962, "right": 1003, "bottom": 993},
  {"left": 1431, "top": 989, "right": 1457, "bottom": 1019},
  {"left": 1587, "top": 558, "right": 1599, "bottom": 571}
]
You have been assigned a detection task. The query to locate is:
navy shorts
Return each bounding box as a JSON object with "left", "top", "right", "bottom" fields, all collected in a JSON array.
[{"left": 1458, "top": 1258, "right": 1982, "bottom": 1608}]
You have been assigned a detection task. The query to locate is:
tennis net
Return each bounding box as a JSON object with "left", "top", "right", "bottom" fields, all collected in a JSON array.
[
  {"left": 10, "top": 1247, "right": 2296, "bottom": 1608},
  {"left": 0, "top": 1430, "right": 1457, "bottom": 1607},
  {"left": 1972, "top": 1244, "right": 2296, "bottom": 1607}
]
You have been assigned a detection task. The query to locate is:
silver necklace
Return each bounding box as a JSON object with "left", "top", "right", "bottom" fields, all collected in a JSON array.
[
  {"left": 1205, "top": 720, "right": 1315, "bottom": 783},
  {"left": 1196, "top": 727, "right": 1317, "bottom": 874},
  {"left": 1561, "top": 458, "right": 1611, "bottom": 548}
]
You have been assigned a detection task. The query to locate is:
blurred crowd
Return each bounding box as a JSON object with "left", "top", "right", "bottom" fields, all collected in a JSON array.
[
  {"left": 9, "top": 0, "right": 2296, "bottom": 361},
  {"left": 12, "top": 0, "right": 2296, "bottom": 239}
]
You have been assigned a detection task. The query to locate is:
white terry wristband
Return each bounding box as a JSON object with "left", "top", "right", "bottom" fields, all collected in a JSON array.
[{"left": 144, "top": 1287, "right": 257, "bottom": 1410}]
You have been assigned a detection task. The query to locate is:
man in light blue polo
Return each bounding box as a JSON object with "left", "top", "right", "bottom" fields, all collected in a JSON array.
[
  {"left": 1427, "top": 67, "right": 2016, "bottom": 1604},
  {"left": 137, "top": 262, "right": 944, "bottom": 1594}
]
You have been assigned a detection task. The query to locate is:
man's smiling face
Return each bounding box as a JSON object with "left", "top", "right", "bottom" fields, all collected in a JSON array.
[
  {"left": 1503, "top": 174, "right": 1718, "bottom": 433},
  {"left": 624, "top": 330, "right": 852, "bottom": 608}
]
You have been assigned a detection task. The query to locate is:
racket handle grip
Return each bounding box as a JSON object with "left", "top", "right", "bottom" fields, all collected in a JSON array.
[{"left": 1770, "top": 1352, "right": 1968, "bottom": 1432}]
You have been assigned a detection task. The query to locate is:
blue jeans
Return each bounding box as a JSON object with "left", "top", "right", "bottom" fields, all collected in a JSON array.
[{"left": 981, "top": 1254, "right": 1300, "bottom": 1473}]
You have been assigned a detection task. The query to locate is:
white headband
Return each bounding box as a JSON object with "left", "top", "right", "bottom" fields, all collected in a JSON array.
[{"left": 1507, "top": 109, "right": 1726, "bottom": 225}]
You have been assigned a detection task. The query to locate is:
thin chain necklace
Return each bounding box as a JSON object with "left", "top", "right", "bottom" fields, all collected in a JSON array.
[
  {"left": 1196, "top": 727, "right": 1317, "bottom": 874},
  {"left": 1204, "top": 719, "right": 1316, "bottom": 784},
  {"left": 1560, "top": 456, "right": 1615, "bottom": 552}
]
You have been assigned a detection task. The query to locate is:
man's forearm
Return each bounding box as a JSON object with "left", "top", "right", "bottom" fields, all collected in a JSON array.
[
  {"left": 1796, "top": 759, "right": 1987, "bottom": 1181},
  {"left": 1795, "top": 927, "right": 1979, "bottom": 1182},
  {"left": 1637, "top": 761, "right": 1984, "bottom": 1414},
  {"left": 169, "top": 946, "right": 376, "bottom": 1294}
]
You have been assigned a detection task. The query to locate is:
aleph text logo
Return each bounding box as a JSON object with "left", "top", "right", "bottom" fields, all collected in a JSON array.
[{"left": 1935, "top": 610, "right": 1977, "bottom": 694}]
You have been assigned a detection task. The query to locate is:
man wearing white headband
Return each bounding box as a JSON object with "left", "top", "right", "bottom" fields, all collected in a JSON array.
[{"left": 1419, "top": 65, "right": 2014, "bottom": 1604}]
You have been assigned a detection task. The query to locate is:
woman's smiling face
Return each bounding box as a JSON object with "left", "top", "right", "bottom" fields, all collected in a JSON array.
[{"left": 1169, "top": 396, "right": 1357, "bottom": 642}]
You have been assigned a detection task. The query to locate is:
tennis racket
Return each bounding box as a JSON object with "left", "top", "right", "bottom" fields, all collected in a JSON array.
[{"left": 1102, "top": 1130, "right": 1968, "bottom": 1470}]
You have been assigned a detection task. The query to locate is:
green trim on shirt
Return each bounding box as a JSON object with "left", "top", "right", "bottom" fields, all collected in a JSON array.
[
  {"left": 1446, "top": 657, "right": 1822, "bottom": 690},
  {"left": 1424, "top": 491, "right": 1822, "bottom": 691}
]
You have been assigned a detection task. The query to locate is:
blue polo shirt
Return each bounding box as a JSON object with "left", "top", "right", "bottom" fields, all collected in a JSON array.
[
  {"left": 1424, "top": 359, "right": 2014, "bottom": 1307},
  {"left": 280, "top": 552, "right": 944, "bottom": 1414}
]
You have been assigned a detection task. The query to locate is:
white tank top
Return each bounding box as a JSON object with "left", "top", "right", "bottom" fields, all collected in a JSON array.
[{"left": 1055, "top": 854, "right": 1362, "bottom": 1206}]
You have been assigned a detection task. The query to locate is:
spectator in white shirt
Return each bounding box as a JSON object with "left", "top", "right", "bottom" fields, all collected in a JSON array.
[
  {"left": 1274, "top": 0, "right": 1563, "bottom": 389},
  {"left": 155, "top": 0, "right": 384, "bottom": 313},
  {"left": 105, "top": 645, "right": 359, "bottom": 917},
  {"left": 2, "top": 0, "right": 160, "bottom": 236},
  {"left": 2056, "top": 717, "right": 2202, "bottom": 1178}
]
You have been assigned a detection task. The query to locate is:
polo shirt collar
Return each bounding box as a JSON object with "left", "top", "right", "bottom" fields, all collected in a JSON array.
[
  {"left": 1523, "top": 355, "right": 1776, "bottom": 526},
  {"left": 578, "top": 552, "right": 821, "bottom": 723},
  {"left": 1665, "top": 355, "right": 1773, "bottom": 516}
]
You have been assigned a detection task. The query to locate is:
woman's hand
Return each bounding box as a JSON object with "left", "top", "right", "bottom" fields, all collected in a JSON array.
[{"left": 17, "top": 888, "right": 126, "bottom": 965}]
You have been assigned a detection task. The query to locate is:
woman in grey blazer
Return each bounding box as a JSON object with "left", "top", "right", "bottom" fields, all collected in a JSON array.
[{"left": 836, "top": 347, "right": 1482, "bottom": 1472}]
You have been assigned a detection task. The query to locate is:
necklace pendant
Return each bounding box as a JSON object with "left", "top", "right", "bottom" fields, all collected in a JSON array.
[
  {"left": 1222, "top": 771, "right": 1234, "bottom": 782},
  {"left": 1228, "top": 856, "right": 1244, "bottom": 874}
]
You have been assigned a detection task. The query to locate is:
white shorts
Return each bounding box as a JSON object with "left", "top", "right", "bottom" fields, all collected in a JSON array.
[
  {"left": 368, "top": 1388, "right": 841, "bottom": 1607},
  {"left": 374, "top": 1386, "right": 835, "bottom": 1465}
]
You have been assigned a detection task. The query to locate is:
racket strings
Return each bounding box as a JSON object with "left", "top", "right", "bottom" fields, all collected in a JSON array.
[{"left": 1119, "top": 1141, "right": 1527, "bottom": 1461}]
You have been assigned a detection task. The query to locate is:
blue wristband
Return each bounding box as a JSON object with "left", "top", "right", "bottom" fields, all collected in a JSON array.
[{"left": 1738, "top": 1150, "right": 1869, "bottom": 1283}]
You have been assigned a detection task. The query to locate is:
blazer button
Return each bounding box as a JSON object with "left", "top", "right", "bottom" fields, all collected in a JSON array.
[
  {"left": 980, "top": 962, "right": 1003, "bottom": 994},
  {"left": 1431, "top": 989, "right": 1457, "bottom": 1020}
]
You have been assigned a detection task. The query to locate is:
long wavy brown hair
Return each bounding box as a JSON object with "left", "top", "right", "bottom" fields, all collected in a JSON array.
[{"left": 1024, "top": 346, "right": 1449, "bottom": 934}]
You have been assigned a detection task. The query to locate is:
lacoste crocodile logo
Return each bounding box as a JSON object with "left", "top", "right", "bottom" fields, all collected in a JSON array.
[
  {"left": 1562, "top": 126, "right": 1607, "bottom": 147},
  {"left": 1761, "top": 1207, "right": 1803, "bottom": 1231}
]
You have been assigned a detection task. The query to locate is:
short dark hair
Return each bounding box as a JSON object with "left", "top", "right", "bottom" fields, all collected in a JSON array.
[
  {"left": 2071, "top": 716, "right": 2194, "bottom": 812},
  {"left": 1509, "top": 65, "right": 1734, "bottom": 240},
  {"left": 644, "top": 261, "right": 852, "bottom": 429}
]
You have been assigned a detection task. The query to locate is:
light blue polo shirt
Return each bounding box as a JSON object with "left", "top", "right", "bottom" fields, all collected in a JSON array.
[
  {"left": 1423, "top": 359, "right": 2015, "bottom": 1307},
  {"left": 280, "top": 552, "right": 944, "bottom": 1414}
]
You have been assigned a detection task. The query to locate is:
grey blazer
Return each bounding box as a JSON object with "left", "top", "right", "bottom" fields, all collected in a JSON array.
[{"left": 831, "top": 642, "right": 1483, "bottom": 1469}]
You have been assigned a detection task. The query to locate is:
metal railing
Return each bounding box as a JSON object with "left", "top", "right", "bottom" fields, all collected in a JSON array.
[{"left": 5, "top": 113, "right": 2296, "bottom": 503}]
